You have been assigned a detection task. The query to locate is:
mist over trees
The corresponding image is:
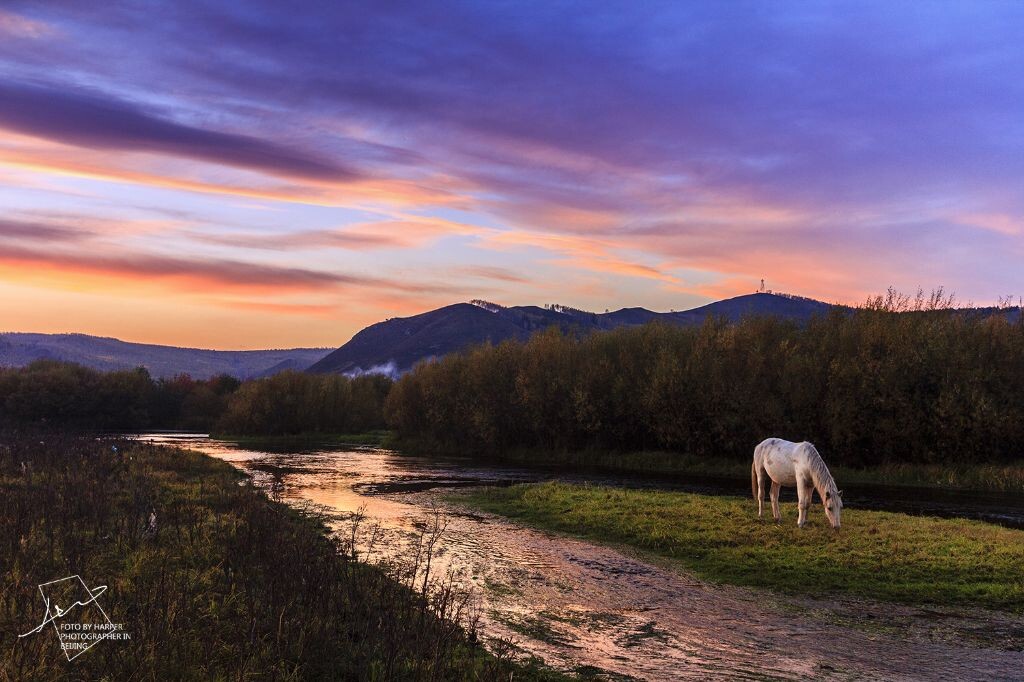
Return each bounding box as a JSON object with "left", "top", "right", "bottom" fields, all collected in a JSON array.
[{"left": 386, "top": 295, "right": 1024, "bottom": 466}]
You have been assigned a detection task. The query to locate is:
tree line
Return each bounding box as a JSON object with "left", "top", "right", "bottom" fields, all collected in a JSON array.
[
  {"left": 386, "top": 293, "right": 1024, "bottom": 466},
  {"left": 5, "top": 290, "right": 1023, "bottom": 465},
  {"left": 217, "top": 370, "right": 391, "bottom": 435},
  {"left": 0, "top": 360, "right": 391, "bottom": 435}
]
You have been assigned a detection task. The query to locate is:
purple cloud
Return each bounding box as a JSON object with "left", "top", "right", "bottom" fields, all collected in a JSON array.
[
  {"left": 1, "top": 0, "right": 1023, "bottom": 313},
  {"left": 0, "top": 218, "right": 93, "bottom": 242},
  {"left": 6, "top": 2, "right": 1024, "bottom": 212},
  {"left": 0, "top": 80, "right": 360, "bottom": 181}
]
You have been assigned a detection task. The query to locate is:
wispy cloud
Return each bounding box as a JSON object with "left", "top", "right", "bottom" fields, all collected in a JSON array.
[
  {"left": 208, "top": 299, "right": 341, "bottom": 317},
  {"left": 195, "top": 217, "right": 488, "bottom": 252},
  {"left": 0, "top": 218, "right": 94, "bottom": 242},
  {"left": 0, "top": 241, "right": 467, "bottom": 298},
  {"left": 0, "top": 130, "right": 464, "bottom": 210},
  {"left": 0, "top": 81, "right": 360, "bottom": 182},
  {"left": 0, "top": 10, "right": 52, "bottom": 39},
  {"left": 2, "top": 1, "right": 1024, "bottom": 346},
  {"left": 479, "top": 230, "right": 680, "bottom": 285},
  {"left": 454, "top": 265, "right": 530, "bottom": 284}
]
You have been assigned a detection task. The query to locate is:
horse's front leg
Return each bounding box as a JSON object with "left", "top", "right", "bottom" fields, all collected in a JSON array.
[
  {"left": 796, "top": 480, "right": 810, "bottom": 528},
  {"left": 770, "top": 482, "right": 782, "bottom": 523}
]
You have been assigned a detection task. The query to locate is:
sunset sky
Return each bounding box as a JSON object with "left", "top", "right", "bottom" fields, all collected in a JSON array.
[{"left": 1, "top": 2, "right": 1022, "bottom": 349}]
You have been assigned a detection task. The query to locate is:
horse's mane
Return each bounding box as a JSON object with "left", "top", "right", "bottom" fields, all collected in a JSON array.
[{"left": 802, "top": 442, "right": 839, "bottom": 499}]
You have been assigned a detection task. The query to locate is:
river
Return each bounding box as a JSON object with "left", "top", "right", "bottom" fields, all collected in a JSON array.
[{"left": 136, "top": 433, "right": 1024, "bottom": 680}]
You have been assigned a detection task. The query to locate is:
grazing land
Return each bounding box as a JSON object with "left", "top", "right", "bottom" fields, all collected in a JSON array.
[
  {"left": 0, "top": 434, "right": 562, "bottom": 681},
  {"left": 458, "top": 482, "right": 1024, "bottom": 612}
]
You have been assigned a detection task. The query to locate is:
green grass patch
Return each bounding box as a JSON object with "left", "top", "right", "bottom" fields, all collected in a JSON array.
[{"left": 457, "top": 482, "right": 1024, "bottom": 612}]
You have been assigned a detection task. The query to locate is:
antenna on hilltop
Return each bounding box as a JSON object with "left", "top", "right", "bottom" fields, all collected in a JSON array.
[{"left": 759, "top": 278, "right": 766, "bottom": 293}]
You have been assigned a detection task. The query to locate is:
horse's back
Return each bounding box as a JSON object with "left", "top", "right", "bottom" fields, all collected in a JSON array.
[
  {"left": 754, "top": 437, "right": 784, "bottom": 454},
  {"left": 754, "top": 437, "right": 801, "bottom": 485},
  {"left": 754, "top": 437, "right": 796, "bottom": 457}
]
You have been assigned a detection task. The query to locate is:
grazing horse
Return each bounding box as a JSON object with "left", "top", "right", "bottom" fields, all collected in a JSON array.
[{"left": 752, "top": 438, "right": 843, "bottom": 529}]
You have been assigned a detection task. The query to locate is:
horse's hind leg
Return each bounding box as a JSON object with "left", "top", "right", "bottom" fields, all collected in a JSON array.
[
  {"left": 756, "top": 467, "right": 767, "bottom": 519},
  {"left": 770, "top": 482, "right": 782, "bottom": 523}
]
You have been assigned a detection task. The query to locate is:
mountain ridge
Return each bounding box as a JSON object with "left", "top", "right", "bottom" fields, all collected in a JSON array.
[
  {"left": 14, "top": 292, "right": 1010, "bottom": 380},
  {"left": 309, "top": 292, "right": 834, "bottom": 375},
  {"left": 0, "top": 332, "right": 330, "bottom": 380}
]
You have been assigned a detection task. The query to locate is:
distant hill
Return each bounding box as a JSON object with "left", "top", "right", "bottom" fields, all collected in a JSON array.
[
  {"left": 671, "top": 292, "right": 833, "bottom": 324},
  {"left": 309, "top": 293, "right": 832, "bottom": 375},
  {"left": 0, "top": 333, "right": 330, "bottom": 379},
  {"left": 307, "top": 303, "right": 531, "bottom": 376}
]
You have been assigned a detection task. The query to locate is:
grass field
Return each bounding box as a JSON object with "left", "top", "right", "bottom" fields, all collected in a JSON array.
[
  {"left": 0, "top": 433, "right": 564, "bottom": 680},
  {"left": 457, "top": 482, "right": 1024, "bottom": 612}
]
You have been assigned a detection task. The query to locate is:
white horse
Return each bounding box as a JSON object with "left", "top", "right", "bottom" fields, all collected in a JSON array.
[{"left": 752, "top": 438, "right": 843, "bottom": 529}]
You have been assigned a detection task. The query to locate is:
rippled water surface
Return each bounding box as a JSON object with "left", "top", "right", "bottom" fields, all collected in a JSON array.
[{"left": 136, "top": 434, "right": 1024, "bottom": 680}]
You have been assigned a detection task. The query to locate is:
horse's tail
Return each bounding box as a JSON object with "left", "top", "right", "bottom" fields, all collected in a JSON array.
[{"left": 751, "top": 460, "right": 758, "bottom": 499}]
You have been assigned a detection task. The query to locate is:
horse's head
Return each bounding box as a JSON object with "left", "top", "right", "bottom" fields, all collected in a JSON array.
[{"left": 824, "top": 489, "right": 843, "bottom": 529}]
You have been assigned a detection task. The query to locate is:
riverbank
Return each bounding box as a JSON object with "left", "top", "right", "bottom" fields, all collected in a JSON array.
[
  {"left": 214, "top": 429, "right": 393, "bottom": 447},
  {"left": 209, "top": 429, "right": 1024, "bottom": 494},
  {"left": 403, "top": 443, "right": 1024, "bottom": 494},
  {"left": 123, "top": 433, "right": 1024, "bottom": 678},
  {"left": 455, "top": 482, "right": 1024, "bottom": 612},
  {"left": 0, "top": 434, "right": 562, "bottom": 680}
]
